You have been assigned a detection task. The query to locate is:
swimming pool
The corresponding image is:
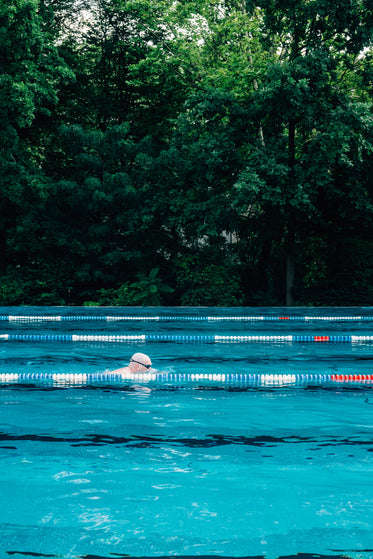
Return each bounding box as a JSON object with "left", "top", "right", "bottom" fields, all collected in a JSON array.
[{"left": 0, "top": 306, "right": 373, "bottom": 559}]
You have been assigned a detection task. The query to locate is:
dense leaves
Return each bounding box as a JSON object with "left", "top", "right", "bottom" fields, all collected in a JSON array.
[{"left": 0, "top": 0, "right": 372, "bottom": 305}]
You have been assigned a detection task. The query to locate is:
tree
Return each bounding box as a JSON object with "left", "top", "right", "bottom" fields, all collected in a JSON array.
[
  {"left": 0, "top": 0, "right": 72, "bottom": 273},
  {"left": 25, "top": 120, "right": 177, "bottom": 303},
  {"left": 231, "top": 0, "right": 373, "bottom": 303},
  {"left": 48, "top": 0, "right": 195, "bottom": 142}
]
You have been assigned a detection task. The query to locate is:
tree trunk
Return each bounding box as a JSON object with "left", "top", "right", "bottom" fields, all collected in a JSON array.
[
  {"left": 286, "top": 116, "right": 296, "bottom": 306},
  {"left": 0, "top": 222, "right": 7, "bottom": 274},
  {"left": 240, "top": 0, "right": 265, "bottom": 147},
  {"left": 286, "top": 244, "right": 295, "bottom": 306},
  {"left": 0, "top": 195, "right": 12, "bottom": 273}
]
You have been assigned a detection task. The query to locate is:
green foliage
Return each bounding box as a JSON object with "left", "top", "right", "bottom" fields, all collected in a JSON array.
[
  {"left": 293, "top": 237, "right": 373, "bottom": 306},
  {"left": 130, "top": 268, "right": 174, "bottom": 306},
  {"left": 0, "top": 0, "right": 372, "bottom": 306},
  {"left": 176, "top": 254, "right": 245, "bottom": 306},
  {"left": 162, "top": 89, "right": 249, "bottom": 250},
  {"left": 0, "top": 268, "right": 67, "bottom": 306},
  {"left": 0, "top": 274, "right": 25, "bottom": 306},
  {"left": 82, "top": 268, "right": 174, "bottom": 306},
  {"left": 84, "top": 283, "right": 138, "bottom": 306},
  {"left": 0, "top": 0, "right": 74, "bottom": 277}
]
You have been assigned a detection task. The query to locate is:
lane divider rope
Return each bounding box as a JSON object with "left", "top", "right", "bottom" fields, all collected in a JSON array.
[
  {"left": 0, "top": 334, "right": 373, "bottom": 343},
  {"left": 0, "top": 372, "right": 372, "bottom": 384},
  {"left": 0, "top": 315, "right": 372, "bottom": 322}
]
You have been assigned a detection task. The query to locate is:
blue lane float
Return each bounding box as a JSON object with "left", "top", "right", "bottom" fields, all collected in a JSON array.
[
  {"left": 1, "top": 372, "right": 373, "bottom": 385},
  {"left": 0, "top": 315, "right": 372, "bottom": 322},
  {"left": 1, "top": 333, "right": 373, "bottom": 343}
]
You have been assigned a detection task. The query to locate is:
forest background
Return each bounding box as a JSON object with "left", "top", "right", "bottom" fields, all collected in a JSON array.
[{"left": 1, "top": 0, "right": 373, "bottom": 307}]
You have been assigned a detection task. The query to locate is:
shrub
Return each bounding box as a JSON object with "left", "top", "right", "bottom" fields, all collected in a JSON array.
[{"left": 175, "top": 255, "right": 244, "bottom": 306}]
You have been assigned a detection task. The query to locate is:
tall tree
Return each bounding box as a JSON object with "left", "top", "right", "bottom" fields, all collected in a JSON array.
[
  {"left": 255, "top": 0, "right": 373, "bottom": 303},
  {"left": 0, "top": 0, "right": 72, "bottom": 273},
  {"left": 224, "top": 0, "right": 373, "bottom": 303}
]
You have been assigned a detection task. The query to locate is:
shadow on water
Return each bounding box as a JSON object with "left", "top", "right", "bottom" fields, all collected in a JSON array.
[
  {"left": 2, "top": 383, "right": 373, "bottom": 393},
  {"left": 6, "top": 551, "right": 373, "bottom": 558},
  {"left": 1, "top": 430, "right": 373, "bottom": 452}
]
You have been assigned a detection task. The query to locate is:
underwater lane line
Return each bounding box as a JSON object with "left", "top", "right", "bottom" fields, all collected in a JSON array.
[{"left": 0, "top": 315, "right": 373, "bottom": 322}]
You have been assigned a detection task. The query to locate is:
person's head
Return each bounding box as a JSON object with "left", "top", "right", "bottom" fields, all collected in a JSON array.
[{"left": 128, "top": 352, "right": 152, "bottom": 373}]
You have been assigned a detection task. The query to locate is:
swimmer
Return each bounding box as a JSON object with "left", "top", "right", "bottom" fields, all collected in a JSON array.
[{"left": 111, "top": 352, "right": 152, "bottom": 375}]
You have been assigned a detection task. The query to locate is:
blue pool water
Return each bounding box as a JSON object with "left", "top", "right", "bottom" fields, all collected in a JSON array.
[{"left": 0, "top": 307, "right": 373, "bottom": 559}]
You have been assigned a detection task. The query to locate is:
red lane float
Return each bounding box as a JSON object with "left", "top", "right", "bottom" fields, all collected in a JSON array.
[{"left": 331, "top": 374, "right": 373, "bottom": 382}]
